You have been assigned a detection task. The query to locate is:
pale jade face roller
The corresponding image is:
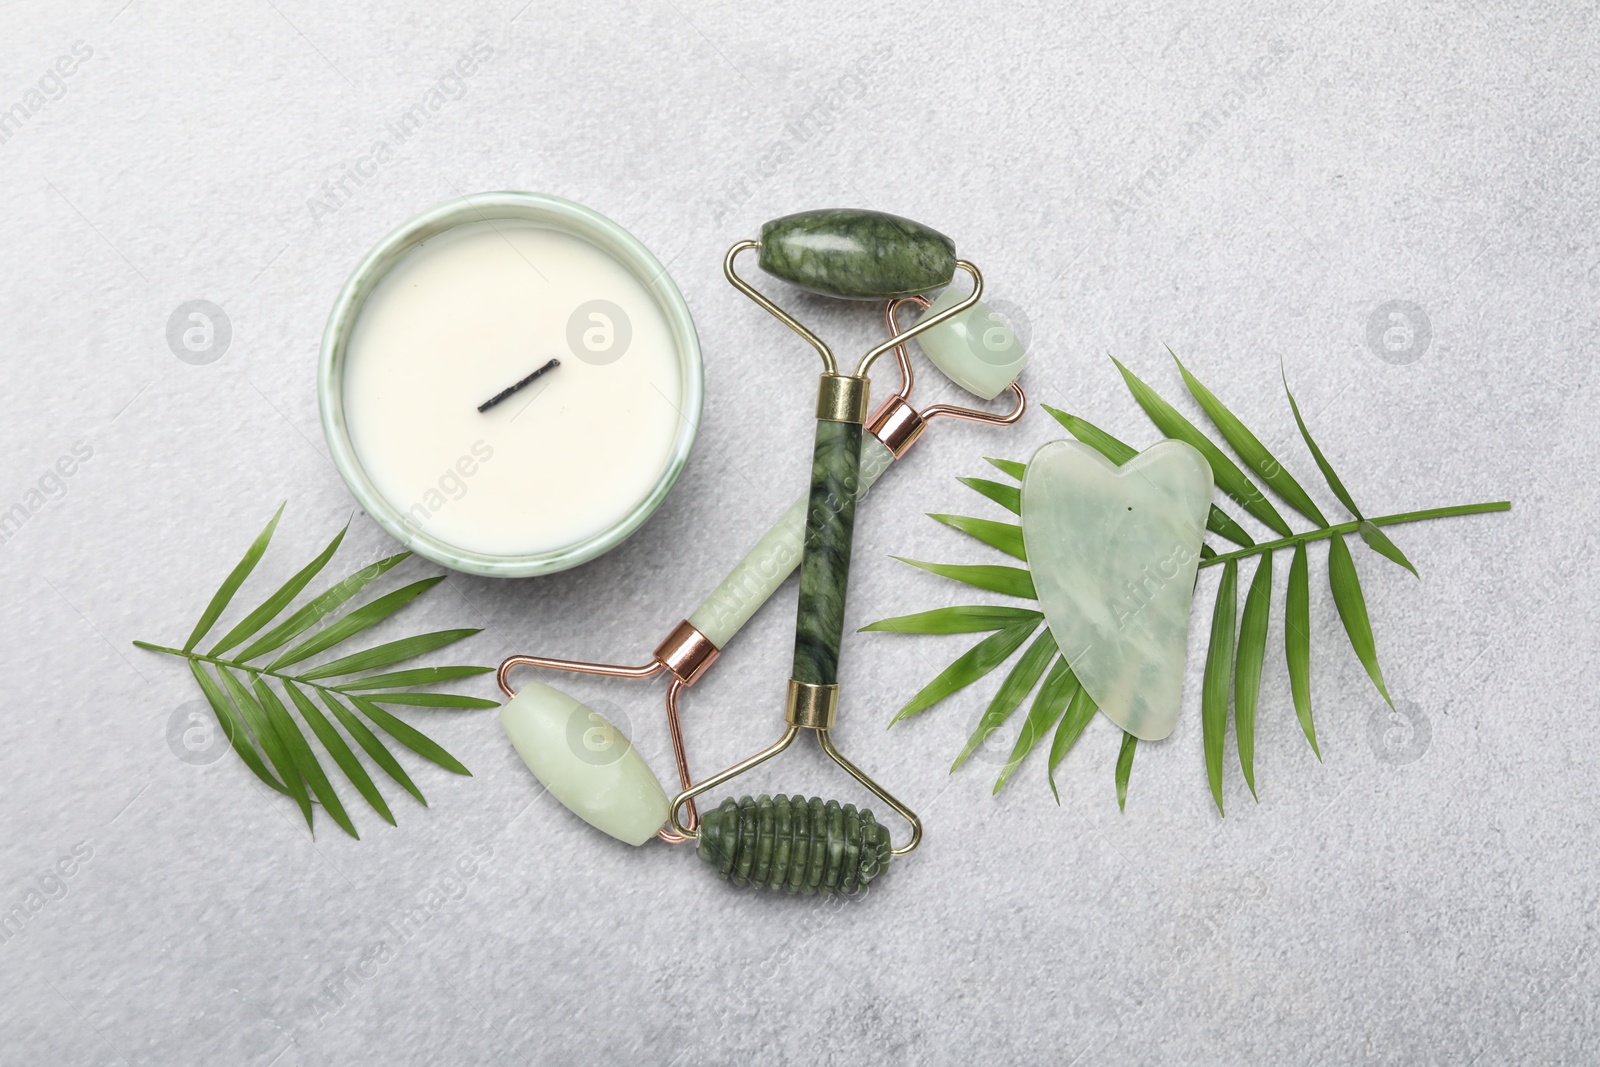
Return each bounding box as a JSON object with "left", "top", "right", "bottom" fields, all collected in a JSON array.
[{"left": 497, "top": 211, "right": 1028, "bottom": 888}]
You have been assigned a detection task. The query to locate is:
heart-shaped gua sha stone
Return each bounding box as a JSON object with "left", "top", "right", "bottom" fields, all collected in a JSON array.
[{"left": 1021, "top": 439, "right": 1214, "bottom": 740}]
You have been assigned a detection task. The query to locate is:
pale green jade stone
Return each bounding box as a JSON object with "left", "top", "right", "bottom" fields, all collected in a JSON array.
[
  {"left": 499, "top": 679, "right": 670, "bottom": 845},
  {"left": 1020, "top": 439, "right": 1214, "bottom": 741},
  {"left": 913, "top": 288, "right": 1028, "bottom": 400},
  {"left": 688, "top": 435, "right": 895, "bottom": 648}
]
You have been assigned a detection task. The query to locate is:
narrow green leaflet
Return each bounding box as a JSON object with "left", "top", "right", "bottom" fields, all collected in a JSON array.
[
  {"left": 268, "top": 577, "right": 446, "bottom": 671},
  {"left": 188, "top": 660, "right": 285, "bottom": 794},
  {"left": 891, "top": 558, "right": 1036, "bottom": 599},
  {"left": 298, "top": 629, "right": 481, "bottom": 680},
  {"left": 318, "top": 690, "right": 427, "bottom": 806},
  {"left": 1235, "top": 553, "right": 1273, "bottom": 799},
  {"left": 332, "top": 666, "right": 494, "bottom": 691},
  {"left": 1172, "top": 352, "right": 1329, "bottom": 527},
  {"left": 234, "top": 552, "right": 410, "bottom": 662},
  {"left": 1115, "top": 733, "right": 1137, "bottom": 811},
  {"left": 1283, "top": 372, "right": 1361, "bottom": 519},
  {"left": 860, "top": 606, "right": 1042, "bottom": 635},
  {"left": 1283, "top": 373, "right": 1418, "bottom": 578},
  {"left": 1358, "top": 521, "right": 1419, "bottom": 578},
  {"left": 209, "top": 523, "right": 346, "bottom": 656},
  {"left": 1285, "top": 542, "right": 1320, "bottom": 758},
  {"left": 184, "top": 503, "right": 284, "bottom": 652},
  {"left": 1042, "top": 405, "right": 1136, "bottom": 464},
  {"left": 1328, "top": 533, "right": 1392, "bottom": 707},
  {"left": 929, "top": 514, "right": 1026, "bottom": 560},
  {"left": 1202, "top": 559, "right": 1238, "bottom": 815},
  {"left": 217, "top": 666, "right": 311, "bottom": 824},
  {"left": 996, "top": 658, "right": 1081, "bottom": 794},
  {"left": 1113, "top": 358, "right": 1293, "bottom": 537},
  {"left": 1045, "top": 681, "right": 1098, "bottom": 803},
  {"left": 952, "top": 628, "right": 1057, "bottom": 771},
  {"left": 985, "top": 457, "right": 1028, "bottom": 481},
  {"left": 958, "top": 477, "right": 1021, "bottom": 515},
  {"left": 283, "top": 681, "right": 395, "bottom": 826},
  {"left": 363, "top": 692, "right": 499, "bottom": 708},
  {"left": 889, "top": 619, "right": 1040, "bottom": 723},
  {"left": 349, "top": 695, "right": 471, "bottom": 776},
  {"left": 254, "top": 676, "right": 357, "bottom": 838},
  {"left": 1046, "top": 405, "right": 1254, "bottom": 547}
]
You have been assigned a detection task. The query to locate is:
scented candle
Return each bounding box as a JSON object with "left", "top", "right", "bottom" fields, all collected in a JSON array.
[{"left": 320, "top": 194, "right": 702, "bottom": 576}]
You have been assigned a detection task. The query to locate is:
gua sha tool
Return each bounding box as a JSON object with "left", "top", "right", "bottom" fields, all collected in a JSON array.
[
  {"left": 498, "top": 210, "right": 1023, "bottom": 891},
  {"left": 1021, "top": 439, "right": 1213, "bottom": 741}
]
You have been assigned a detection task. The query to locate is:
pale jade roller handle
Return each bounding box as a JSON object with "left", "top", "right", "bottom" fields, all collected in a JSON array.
[{"left": 688, "top": 434, "right": 895, "bottom": 649}]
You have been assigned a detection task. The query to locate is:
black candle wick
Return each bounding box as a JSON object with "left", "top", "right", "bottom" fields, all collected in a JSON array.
[{"left": 478, "top": 358, "right": 560, "bottom": 413}]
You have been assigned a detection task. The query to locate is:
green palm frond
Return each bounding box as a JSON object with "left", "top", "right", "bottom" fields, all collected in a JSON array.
[
  {"left": 137, "top": 506, "right": 494, "bottom": 838},
  {"left": 865, "top": 358, "right": 1511, "bottom": 813}
]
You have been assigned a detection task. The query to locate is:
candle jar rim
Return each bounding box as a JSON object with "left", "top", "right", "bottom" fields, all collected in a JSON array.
[{"left": 318, "top": 191, "right": 704, "bottom": 577}]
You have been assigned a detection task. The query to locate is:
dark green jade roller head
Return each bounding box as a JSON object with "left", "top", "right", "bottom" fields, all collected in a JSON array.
[
  {"left": 697, "top": 794, "right": 892, "bottom": 894},
  {"left": 757, "top": 209, "right": 957, "bottom": 299}
]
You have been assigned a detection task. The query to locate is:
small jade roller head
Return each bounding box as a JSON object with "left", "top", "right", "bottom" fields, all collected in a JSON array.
[{"left": 757, "top": 209, "right": 957, "bottom": 299}]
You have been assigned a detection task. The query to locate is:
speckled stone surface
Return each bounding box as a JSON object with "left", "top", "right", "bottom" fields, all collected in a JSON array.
[
  {"left": 2, "top": 3, "right": 1596, "bottom": 1064},
  {"left": 759, "top": 208, "right": 956, "bottom": 298}
]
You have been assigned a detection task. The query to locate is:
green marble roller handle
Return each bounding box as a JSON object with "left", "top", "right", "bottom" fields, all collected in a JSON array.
[
  {"left": 759, "top": 209, "right": 957, "bottom": 299},
  {"left": 791, "top": 417, "right": 862, "bottom": 686}
]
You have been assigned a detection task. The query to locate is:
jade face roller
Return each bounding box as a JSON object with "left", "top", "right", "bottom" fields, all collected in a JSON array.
[
  {"left": 660, "top": 210, "right": 998, "bottom": 893},
  {"left": 498, "top": 212, "right": 1024, "bottom": 883}
]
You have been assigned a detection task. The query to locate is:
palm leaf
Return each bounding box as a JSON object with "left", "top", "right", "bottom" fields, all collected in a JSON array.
[
  {"left": 298, "top": 629, "right": 481, "bottom": 680},
  {"left": 986, "top": 457, "right": 1028, "bottom": 481},
  {"left": 892, "top": 557, "right": 1036, "bottom": 599},
  {"left": 1327, "top": 533, "right": 1392, "bottom": 707},
  {"left": 1113, "top": 358, "right": 1293, "bottom": 537},
  {"left": 959, "top": 477, "right": 1021, "bottom": 515},
  {"left": 889, "top": 619, "right": 1040, "bottom": 723},
  {"left": 234, "top": 552, "right": 410, "bottom": 662},
  {"left": 217, "top": 666, "right": 311, "bottom": 824},
  {"left": 1172, "top": 352, "right": 1329, "bottom": 527},
  {"left": 283, "top": 681, "right": 395, "bottom": 826},
  {"left": 1045, "top": 680, "right": 1097, "bottom": 802},
  {"left": 996, "top": 659, "right": 1080, "bottom": 794},
  {"left": 188, "top": 660, "right": 286, "bottom": 794},
  {"left": 1283, "top": 372, "right": 1419, "bottom": 578},
  {"left": 135, "top": 506, "right": 491, "bottom": 837},
  {"left": 1358, "top": 521, "right": 1419, "bottom": 578},
  {"left": 332, "top": 666, "right": 494, "bottom": 691},
  {"left": 348, "top": 695, "right": 471, "bottom": 776},
  {"left": 253, "top": 676, "right": 357, "bottom": 839},
  {"left": 209, "top": 522, "right": 346, "bottom": 655},
  {"left": 953, "top": 629, "right": 1057, "bottom": 771},
  {"left": 860, "top": 606, "right": 1043, "bottom": 635},
  {"left": 268, "top": 577, "right": 445, "bottom": 671},
  {"left": 1202, "top": 560, "right": 1238, "bottom": 815},
  {"left": 929, "top": 514, "right": 1026, "bottom": 560},
  {"left": 1115, "top": 733, "right": 1137, "bottom": 811},
  {"left": 1285, "top": 542, "right": 1320, "bottom": 759},
  {"left": 183, "top": 503, "right": 284, "bottom": 651},
  {"left": 1235, "top": 553, "right": 1273, "bottom": 799},
  {"left": 363, "top": 692, "right": 500, "bottom": 709},
  {"left": 1283, "top": 371, "right": 1361, "bottom": 519},
  {"left": 318, "top": 690, "right": 428, "bottom": 807}
]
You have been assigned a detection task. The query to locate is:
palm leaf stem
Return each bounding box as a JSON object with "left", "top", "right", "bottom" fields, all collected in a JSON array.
[{"left": 1197, "top": 502, "right": 1508, "bottom": 568}]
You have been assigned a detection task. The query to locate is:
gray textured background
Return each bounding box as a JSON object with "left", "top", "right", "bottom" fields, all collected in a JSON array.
[{"left": 1, "top": 1, "right": 1591, "bottom": 1064}]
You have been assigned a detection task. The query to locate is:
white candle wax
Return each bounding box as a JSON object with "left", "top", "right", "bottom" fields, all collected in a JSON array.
[{"left": 341, "top": 220, "right": 685, "bottom": 558}]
